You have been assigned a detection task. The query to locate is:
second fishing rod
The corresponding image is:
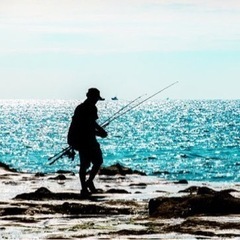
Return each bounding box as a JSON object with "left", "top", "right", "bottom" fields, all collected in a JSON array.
[
  {"left": 48, "top": 81, "right": 178, "bottom": 163},
  {"left": 48, "top": 94, "right": 145, "bottom": 164},
  {"left": 101, "top": 81, "right": 178, "bottom": 128}
]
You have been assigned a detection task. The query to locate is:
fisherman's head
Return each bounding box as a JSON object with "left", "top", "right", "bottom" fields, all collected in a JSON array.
[{"left": 86, "top": 88, "right": 105, "bottom": 102}]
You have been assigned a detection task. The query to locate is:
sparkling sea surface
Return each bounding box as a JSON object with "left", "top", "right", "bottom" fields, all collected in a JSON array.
[{"left": 0, "top": 99, "right": 239, "bottom": 182}]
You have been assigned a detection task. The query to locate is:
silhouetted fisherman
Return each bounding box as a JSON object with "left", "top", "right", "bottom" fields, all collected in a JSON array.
[{"left": 68, "top": 88, "right": 107, "bottom": 197}]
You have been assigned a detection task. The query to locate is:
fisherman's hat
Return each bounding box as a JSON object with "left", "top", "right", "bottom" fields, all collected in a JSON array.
[{"left": 87, "top": 88, "right": 105, "bottom": 101}]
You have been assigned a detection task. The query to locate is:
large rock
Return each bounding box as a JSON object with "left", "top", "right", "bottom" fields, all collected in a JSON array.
[
  {"left": 99, "top": 163, "right": 146, "bottom": 176},
  {"left": 149, "top": 187, "right": 240, "bottom": 218},
  {"left": 12, "top": 187, "right": 134, "bottom": 216},
  {"left": 0, "top": 161, "right": 17, "bottom": 172}
]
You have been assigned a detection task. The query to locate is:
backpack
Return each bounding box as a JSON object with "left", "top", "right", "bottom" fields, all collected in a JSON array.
[{"left": 67, "top": 118, "right": 80, "bottom": 150}]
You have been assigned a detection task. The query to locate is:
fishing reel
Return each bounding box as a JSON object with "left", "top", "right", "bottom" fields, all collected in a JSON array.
[{"left": 64, "top": 147, "right": 76, "bottom": 161}]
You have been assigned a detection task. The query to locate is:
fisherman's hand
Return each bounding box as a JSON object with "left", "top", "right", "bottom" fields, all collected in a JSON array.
[
  {"left": 100, "top": 129, "right": 108, "bottom": 138},
  {"left": 96, "top": 128, "right": 108, "bottom": 138}
]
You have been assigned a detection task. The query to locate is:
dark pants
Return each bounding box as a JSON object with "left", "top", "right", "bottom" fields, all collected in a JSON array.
[{"left": 78, "top": 143, "right": 103, "bottom": 191}]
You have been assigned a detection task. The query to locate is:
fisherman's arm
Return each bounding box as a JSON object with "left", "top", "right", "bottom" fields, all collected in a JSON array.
[{"left": 95, "top": 122, "right": 108, "bottom": 138}]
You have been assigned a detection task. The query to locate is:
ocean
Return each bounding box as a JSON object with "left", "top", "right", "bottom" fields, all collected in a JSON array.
[{"left": 0, "top": 99, "right": 239, "bottom": 182}]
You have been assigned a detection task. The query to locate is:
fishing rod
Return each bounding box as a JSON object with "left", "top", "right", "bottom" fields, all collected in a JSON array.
[
  {"left": 48, "top": 95, "right": 146, "bottom": 164},
  {"left": 48, "top": 81, "right": 178, "bottom": 164},
  {"left": 101, "top": 81, "right": 178, "bottom": 127},
  {"left": 48, "top": 146, "right": 75, "bottom": 165},
  {"left": 100, "top": 94, "right": 146, "bottom": 128},
  {"left": 48, "top": 146, "right": 71, "bottom": 161}
]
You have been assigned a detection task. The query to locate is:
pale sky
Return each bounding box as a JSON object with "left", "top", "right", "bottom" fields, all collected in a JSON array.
[{"left": 0, "top": 0, "right": 240, "bottom": 100}]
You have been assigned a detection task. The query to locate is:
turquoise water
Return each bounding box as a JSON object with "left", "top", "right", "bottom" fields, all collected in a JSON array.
[{"left": 0, "top": 99, "right": 239, "bottom": 182}]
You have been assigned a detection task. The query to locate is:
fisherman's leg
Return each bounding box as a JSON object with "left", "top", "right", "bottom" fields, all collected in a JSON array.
[
  {"left": 88, "top": 161, "right": 102, "bottom": 182},
  {"left": 79, "top": 165, "right": 87, "bottom": 190},
  {"left": 79, "top": 151, "right": 91, "bottom": 195},
  {"left": 87, "top": 145, "right": 103, "bottom": 192},
  {"left": 89, "top": 145, "right": 103, "bottom": 181}
]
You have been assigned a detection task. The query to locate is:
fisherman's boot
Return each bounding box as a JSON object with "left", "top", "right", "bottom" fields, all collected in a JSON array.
[
  {"left": 79, "top": 167, "right": 91, "bottom": 197},
  {"left": 86, "top": 163, "right": 102, "bottom": 193},
  {"left": 86, "top": 180, "right": 97, "bottom": 193}
]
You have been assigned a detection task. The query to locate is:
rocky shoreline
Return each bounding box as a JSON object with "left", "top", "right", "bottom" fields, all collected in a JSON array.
[{"left": 0, "top": 162, "right": 240, "bottom": 239}]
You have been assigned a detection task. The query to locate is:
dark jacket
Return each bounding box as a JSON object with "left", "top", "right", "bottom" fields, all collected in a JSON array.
[{"left": 67, "top": 100, "right": 99, "bottom": 150}]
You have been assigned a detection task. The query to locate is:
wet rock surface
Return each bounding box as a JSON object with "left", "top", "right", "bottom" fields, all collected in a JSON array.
[
  {"left": 149, "top": 187, "right": 240, "bottom": 218},
  {"left": 0, "top": 162, "right": 240, "bottom": 239},
  {"left": 99, "top": 163, "right": 146, "bottom": 176}
]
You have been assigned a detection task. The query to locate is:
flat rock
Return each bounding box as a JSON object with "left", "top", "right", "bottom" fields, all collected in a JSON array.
[
  {"left": 99, "top": 163, "right": 146, "bottom": 176},
  {"left": 149, "top": 186, "right": 240, "bottom": 218}
]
